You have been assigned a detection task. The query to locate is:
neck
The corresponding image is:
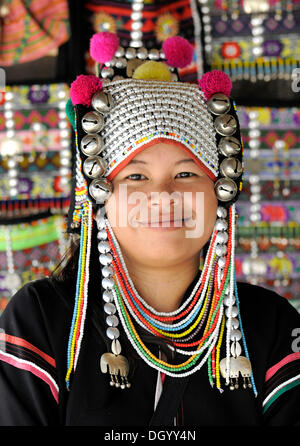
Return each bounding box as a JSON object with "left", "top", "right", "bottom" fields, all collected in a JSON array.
[{"left": 122, "top": 256, "right": 200, "bottom": 313}]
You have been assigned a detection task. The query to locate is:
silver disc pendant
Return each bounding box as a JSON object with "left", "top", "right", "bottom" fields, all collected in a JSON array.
[
  {"left": 214, "top": 114, "right": 237, "bottom": 136},
  {"left": 207, "top": 93, "right": 231, "bottom": 115},
  {"left": 82, "top": 111, "right": 104, "bottom": 133}
]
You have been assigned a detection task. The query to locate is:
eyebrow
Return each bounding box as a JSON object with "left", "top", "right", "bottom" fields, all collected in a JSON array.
[{"left": 128, "top": 158, "right": 196, "bottom": 165}]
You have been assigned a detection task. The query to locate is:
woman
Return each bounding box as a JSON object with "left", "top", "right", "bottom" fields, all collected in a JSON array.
[{"left": 0, "top": 33, "right": 299, "bottom": 426}]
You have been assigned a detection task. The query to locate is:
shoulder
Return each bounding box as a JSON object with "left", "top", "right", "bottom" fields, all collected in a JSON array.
[
  {"left": 2, "top": 276, "right": 74, "bottom": 319},
  {"left": 236, "top": 280, "right": 300, "bottom": 325}
]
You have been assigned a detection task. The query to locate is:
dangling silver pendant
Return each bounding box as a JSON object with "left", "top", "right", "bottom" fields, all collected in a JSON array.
[
  {"left": 100, "top": 352, "right": 131, "bottom": 389},
  {"left": 219, "top": 356, "right": 252, "bottom": 390}
]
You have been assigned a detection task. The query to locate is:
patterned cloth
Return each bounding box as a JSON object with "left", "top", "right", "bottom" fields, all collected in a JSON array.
[{"left": 0, "top": 0, "right": 70, "bottom": 66}]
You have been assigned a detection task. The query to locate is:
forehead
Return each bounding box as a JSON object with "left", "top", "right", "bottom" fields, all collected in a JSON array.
[{"left": 128, "top": 141, "right": 196, "bottom": 163}]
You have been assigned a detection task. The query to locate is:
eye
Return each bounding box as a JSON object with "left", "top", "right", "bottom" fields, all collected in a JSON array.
[
  {"left": 125, "top": 173, "right": 147, "bottom": 181},
  {"left": 176, "top": 172, "right": 197, "bottom": 178}
]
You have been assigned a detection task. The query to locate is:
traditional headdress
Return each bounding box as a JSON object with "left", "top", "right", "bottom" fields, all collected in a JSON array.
[{"left": 65, "top": 31, "right": 256, "bottom": 396}]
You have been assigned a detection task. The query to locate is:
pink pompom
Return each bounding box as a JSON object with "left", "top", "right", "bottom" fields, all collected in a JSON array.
[
  {"left": 198, "top": 70, "right": 232, "bottom": 100},
  {"left": 70, "top": 75, "right": 102, "bottom": 107},
  {"left": 162, "top": 36, "right": 194, "bottom": 68},
  {"left": 90, "top": 32, "right": 119, "bottom": 63}
]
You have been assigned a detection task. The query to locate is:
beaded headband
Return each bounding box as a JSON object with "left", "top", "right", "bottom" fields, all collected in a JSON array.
[
  {"left": 67, "top": 32, "right": 244, "bottom": 233},
  {"left": 64, "top": 32, "right": 255, "bottom": 397}
]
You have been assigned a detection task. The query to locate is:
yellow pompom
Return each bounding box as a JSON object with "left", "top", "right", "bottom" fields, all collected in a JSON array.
[{"left": 132, "top": 61, "right": 172, "bottom": 81}]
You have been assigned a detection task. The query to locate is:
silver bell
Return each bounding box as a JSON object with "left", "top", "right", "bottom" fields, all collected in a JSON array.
[
  {"left": 220, "top": 157, "right": 243, "bottom": 179},
  {"left": 207, "top": 93, "right": 231, "bottom": 115},
  {"left": 81, "top": 134, "right": 104, "bottom": 156},
  {"left": 214, "top": 178, "right": 238, "bottom": 202},
  {"left": 92, "top": 91, "right": 114, "bottom": 114},
  {"left": 82, "top": 111, "right": 104, "bottom": 133},
  {"left": 218, "top": 136, "right": 241, "bottom": 157},
  {"left": 89, "top": 178, "right": 113, "bottom": 203},
  {"left": 214, "top": 114, "right": 237, "bottom": 136},
  {"left": 83, "top": 156, "right": 107, "bottom": 179}
]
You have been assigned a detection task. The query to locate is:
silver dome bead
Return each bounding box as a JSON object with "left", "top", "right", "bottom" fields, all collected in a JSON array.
[
  {"left": 83, "top": 156, "right": 107, "bottom": 179},
  {"left": 102, "top": 265, "right": 113, "bottom": 278},
  {"left": 136, "top": 47, "right": 148, "bottom": 59},
  {"left": 215, "top": 231, "right": 229, "bottom": 244},
  {"left": 102, "top": 277, "right": 115, "bottom": 290},
  {"left": 218, "top": 256, "right": 227, "bottom": 269},
  {"left": 92, "top": 91, "right": 114, "bottom": 114},
  {"left": 219, "top": 157, "right": 243, "bottom": 179},
  {"left": 215, "top": 244, "right": 227, "bottom": 257},
  {"left": 125, "top": 47, "right": 136, "bottom": 59},
  {"left": 106, "top": 327, "right": 120, "bottom": 340},
  {"left": 115, "top": 57, "right": 127, "bottom": 69},
  {"left": 224, "top": 295, "right": 236, "bottom": 307},
  {"left": 207, "top": 93, "right": 231, "bottom": 115},
  {"left": 81, "top": 134, "right": 104, "bottom": 156},
  {"left": 226, "top": 317, "right": 239, "bottom": 329},
  {"left": 214, "top": 178, "right": 238, "bottom": 202},
  {"left": 101, "top": 67, "right": 114, "bottom": 78},
  {"left": 148, "top": 49, "right": 160, "bottom": 60},
  {"left": 99, "top": 253, "right": 113, "bottom": 266},
  {"left": 103, "top": 289, "right": 114, "bottom": 303},
  {"left": 214, "top": 114, "right": 237, "bottom": 136},
  {"left": 218, "top": 136, "right": 241, "bottom": 157},
  {"left": 98, "top": 241, "right": 111, "bottom": 254},
  {"left": 225, "top": 305, "right": 238, "bottom": 318},
  {"left": 104, "top": 57, "right": 116, "bottom": 68},
  {"left": 230, "top": 329, "right": 242, "bottom": 342},
  {"left": 106, "top": 315, "right": 119, "bottom": 327},
  {"left": 97, "top": 229, "right": 108, "bottom": 240},
  {"left": 82, "top": 111, "right": 105, "bottom": 133},
  {"left": 215, "top": 218, "right": 228, "bottom": 231},
  {"left": 104, "top": 302, "right": 116, "bottom": 315},
  {"left": 217, "top": 206, "right": 227, "bottom": 218},
  {"left": 89, "top": 178, "right": 113, "bottom": 203},
  {"left": 115, "top": 46, "right": 125, "bottom": 58}
]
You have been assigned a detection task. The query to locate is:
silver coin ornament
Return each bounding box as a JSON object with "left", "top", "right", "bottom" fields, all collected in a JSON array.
[
  {"left": 81, "top": 134, "right": 104, "bottom": 156},
  {"left": 218, "top": 136, "right": 241, "bottom": 157},
  {"left": 92, "top": 91, "right": 114, "bottom": 114},
  {"left": 214, "top": 114, "right": 237, "bottom": 136},
  {"left": 219, "top": 157, "right": 243, "bottom": 179},
  {"left": 214, "top": 178, "right": 238, "bottom": 202},
  {"left": 89, "top": 178, "right": 113, "bottom": 203},
  {"left": 82, "top": 111, "right": 104, "bottom": 133},
  {"left": 83, "top": 156, "right": 107, "bottom": 179},
  {"left": 207, "top": 93, "right": 231, "bottom": 115}
]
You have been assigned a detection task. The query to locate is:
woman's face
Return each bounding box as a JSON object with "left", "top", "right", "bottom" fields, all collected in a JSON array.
[{"left": 105, "top": 142, "right": 218, "bottom": 268}]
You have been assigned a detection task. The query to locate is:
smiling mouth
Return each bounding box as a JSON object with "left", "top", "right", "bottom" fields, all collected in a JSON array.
[{"left": 137, "top": 217, "right": 191, "bottom": 226}]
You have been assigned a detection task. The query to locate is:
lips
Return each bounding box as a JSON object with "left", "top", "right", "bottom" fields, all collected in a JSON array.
[{"left": 137, "top": 217, "right": 190, "bottom": 226}]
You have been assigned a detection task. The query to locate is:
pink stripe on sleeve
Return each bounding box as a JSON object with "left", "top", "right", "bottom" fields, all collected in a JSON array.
[
  {"left": 0, "top": 351, "right": 59, "bottom": 403},
  {"left": 265, "top": 352, "right": 300, "bottom": 382}
]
